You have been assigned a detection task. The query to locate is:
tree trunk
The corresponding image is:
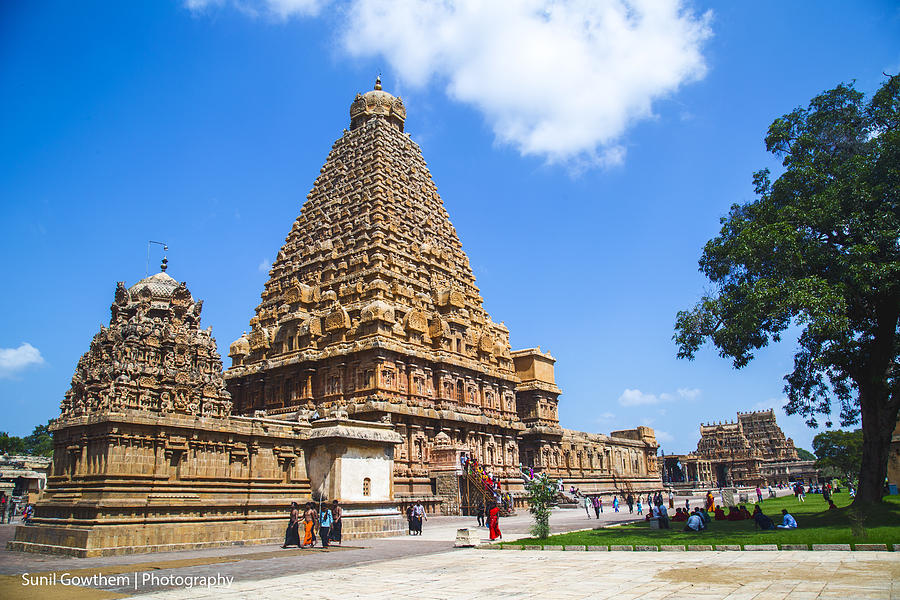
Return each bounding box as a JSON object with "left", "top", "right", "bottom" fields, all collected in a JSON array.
[
  {"left": 853, "top": 383, "right": 897, "bottom": 506},
  {"left": 853, "top": 299, "right": 900, "bottom": 506}
]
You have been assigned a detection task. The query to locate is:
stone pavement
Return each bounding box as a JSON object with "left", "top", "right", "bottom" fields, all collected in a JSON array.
[
  {"left": 5, "top": 489, "right": 883, "bottom": 599},
  {"left": 137, "top": 549, "right": 900, "bottom": 600}
]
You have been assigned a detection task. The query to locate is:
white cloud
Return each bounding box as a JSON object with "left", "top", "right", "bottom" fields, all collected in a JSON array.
[
  {"left": 596, "top": 411, "right": 616, "bottom": 422},
  {"left": 188, "top": 0, "right": 712, "bottom": 167},
  {"left": 676, "top": 387, "right": 701, "bottom": 400},
  {"left": 618, "top": 386, "right": 701, "bottom": 406},
  {"left": 258, "top": 259, "right": 271, "bottom": 272},
  {"left": 655, "top": 429, "right": 674, "bottom": 443},
  {"left": 186, "top": 0, "right": 326, "bottom": 18},
  {"left": 342, "top": 0, "right": 712, "bottom": 165},
  {"left": 619, "top": 388, "right": 667, "bottom": 406},
  {"left": 0, "top": 343, "right": 44, "bottom": 379}
]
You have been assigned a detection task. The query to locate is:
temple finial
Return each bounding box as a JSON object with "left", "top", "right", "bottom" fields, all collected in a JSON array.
[
  {"left": 161, "top": 256, "right": 168, "bottom": 272},
  {"left": 374, "top": 75, "right": 382, "bottom": 91}
]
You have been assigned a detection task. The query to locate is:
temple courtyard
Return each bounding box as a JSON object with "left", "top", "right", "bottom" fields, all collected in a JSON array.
[{"left": 2, "top": 500, "right": 898, "bottom": 600}]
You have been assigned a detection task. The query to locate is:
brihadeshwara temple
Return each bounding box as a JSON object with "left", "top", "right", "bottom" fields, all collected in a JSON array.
[{"left": 10, "top": 80, "right": 659, "bottom": 557}]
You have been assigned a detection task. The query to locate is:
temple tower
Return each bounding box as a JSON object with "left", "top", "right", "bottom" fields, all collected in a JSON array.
[{"left": 226, "top": 79, "right": 523, "bottom": 504}]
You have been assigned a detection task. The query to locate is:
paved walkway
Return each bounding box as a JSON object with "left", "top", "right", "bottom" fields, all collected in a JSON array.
[
  {"left": 139, "top": 549, "right": 900, "bottom": 600},
  {"left": 5, "top": 489, "right": 889, "bottom": 599}
]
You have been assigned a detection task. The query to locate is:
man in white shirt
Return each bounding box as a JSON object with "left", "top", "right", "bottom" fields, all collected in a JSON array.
[{"left": 412, "top": 501, "right": 427, "bottom": 535}]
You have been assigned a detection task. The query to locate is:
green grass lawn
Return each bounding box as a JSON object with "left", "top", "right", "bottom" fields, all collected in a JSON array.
[{"left": 508, "top": 492, "right": 900, "bottom": 549}]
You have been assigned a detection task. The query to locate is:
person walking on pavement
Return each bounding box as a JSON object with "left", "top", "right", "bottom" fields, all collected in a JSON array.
[
  {"left": 319, "top": 503, "right": 333, "bottom": 548},
  {"left": 412, "top": 501, "right": 427, "bottom": 535},
  {"left": 282, "top": 502, "right": 301, "bottom": 548},
  {"left": 330, "top": 500, "right": 343, "bottom": 545}
]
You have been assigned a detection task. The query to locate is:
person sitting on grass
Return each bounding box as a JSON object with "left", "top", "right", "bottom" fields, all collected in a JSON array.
[
  {"left": 727, "top": 506, "right": 743, "bottom": 521},
  {"left": 739, "top": 505, "right": 752, "bottom": 520},
  {"left": 777, "top": 509, "right": 798, "bottom": 529},
  {"left": 752, "top": 506, "right": 776, "bottom": 531},
  {"left": 714, "top": 506, "right": 727, "bottom": 520},
  {"left": 657, "top": 503, "right": 670, "bottom": 529},
  {"left": 671, "top": 508, "right": 688, "bottom": 522},
  {"left": 699, "top": 507, "right": 711, "bottom": 525},
  {"left": 684, "top": 510, "right": 705, "bottom": 532},
  {"left": 828, "top": 499, "right": 838, "bottom": 510}
]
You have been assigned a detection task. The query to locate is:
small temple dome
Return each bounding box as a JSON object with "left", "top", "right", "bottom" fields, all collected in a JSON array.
[
  {"left": 350, "top": 77, "right": 406, "bottom": 132},
  {"left": 127, "top": 271, "right": 187, "bottom": 301},
  {"left": 229, "top": 332, "right": 250, "bottom": 357}
]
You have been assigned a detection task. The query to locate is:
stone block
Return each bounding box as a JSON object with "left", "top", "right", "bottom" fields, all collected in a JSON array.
[
  {"left": 853, "top": 544, "right": 888, "bottom": 551},
  {"left": 454, "top": 528, "right": 481, "bottom": 548},
  {"left": 780, "top": 544, "right": 809, "bottom": 550},
  {"left": 634, "top": 545, "right": 658, "bottom": 551},
  {"left": 500, "top": 544, "right": 521, "bottom": 550},
  {"left": 542, "top": 545, "right": 563, "bottom": 551},
  {"left": 715, "top": 544, "right": 741, "bottom": 551},
  {"left": 687, "top": 544, "right": 713, "bottom": 551},
  {"left": 812, "top": 544, "right": 851, "bottom": 551},
  {"left": 609, "top": 545, "right": 633, "bottom": 551},
  {"left": 564, "top": 545, "right": 585, "bottom": 551},
  {"left": 744, "top": 544, "right": 778, "bottom": 551},
  {"left": 475, "top": 544, "right": 500, "bottom": 550},
  {"left": 523, "top": 545, "right": 542, "bottom": 550},
  {"left": 586, "top": 545, "right": 608, "bottom": 551},
  {"left": 660, "top": 545, "right": 685, "bottom": 551}
]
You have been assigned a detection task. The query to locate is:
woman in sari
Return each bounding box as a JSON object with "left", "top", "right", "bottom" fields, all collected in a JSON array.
[{"left": 488, "top": 502, "right": 502, "bottom": 541}]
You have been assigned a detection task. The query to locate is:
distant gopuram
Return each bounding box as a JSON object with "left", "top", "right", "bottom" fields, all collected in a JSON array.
[{"left": 662, "top": 409, "right": 818, "bottom": 488}]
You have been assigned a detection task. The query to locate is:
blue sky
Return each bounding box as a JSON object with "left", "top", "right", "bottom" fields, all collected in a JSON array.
[{"left": 1, "top": 1, "right": 898, "bottom": 455}]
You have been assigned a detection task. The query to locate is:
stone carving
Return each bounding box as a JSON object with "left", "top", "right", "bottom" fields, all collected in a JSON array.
[{"left": 61, "top": 268, "right": 232, "bottom": 419}]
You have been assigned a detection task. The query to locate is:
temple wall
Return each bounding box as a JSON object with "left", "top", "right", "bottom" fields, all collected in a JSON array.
[{"left": 9, "top": 412, "right": 404, "bottom": 556}]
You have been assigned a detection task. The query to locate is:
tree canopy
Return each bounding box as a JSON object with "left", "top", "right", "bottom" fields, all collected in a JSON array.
[
  {"left": 812, "top": 429, "right": 863, "bottom": 482},
  {"left": 0, "top": 421, "right": 54, "bottom": 457},
  {"left": 674, "top": 75, "right": 900, "bottom": 505},
  {"left": 796, "top": 448, "right": 816, "bottom": 462}
]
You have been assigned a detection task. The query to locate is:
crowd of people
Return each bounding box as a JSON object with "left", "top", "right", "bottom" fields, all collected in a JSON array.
[
  {"left": 462, "top": 455, "right": 513, "bottom": 512},
  {"left": 282, "top": 500, "right": 343, "bottom": 549}
]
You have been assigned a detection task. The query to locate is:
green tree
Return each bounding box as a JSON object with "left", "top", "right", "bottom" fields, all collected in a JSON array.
[
  {"left": 796, "top": 448, "right": 816, "bottom": 461},
  {"left": 674, "top": 75, "right": 900, "bottom": 506},
  {"left": 813, "top": 429, "right": 864, "bottom": 482},
  {"left": 0, "top": 433, "right": 26, "bottom": 455},
  {"left": 524, "top": 473, "right": 557, "bottom": 539},
  {"left": 23, "top": 421, "right": 54, "bottom": 457}
]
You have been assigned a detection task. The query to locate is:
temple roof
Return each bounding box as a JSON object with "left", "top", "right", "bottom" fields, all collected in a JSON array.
[
  {"left": 61, "top": 266, "right": 232, "bottom": 419},
  {"left": 228, "top": 81, "right": 513, "bottom": 380},
  {"left": 127, "top": 271, "right": 184, "bottom": 301}
]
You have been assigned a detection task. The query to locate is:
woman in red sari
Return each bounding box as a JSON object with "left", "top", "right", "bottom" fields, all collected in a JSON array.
[{"left": 488, "top": 502, "right": 502, "bottom": 541}]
